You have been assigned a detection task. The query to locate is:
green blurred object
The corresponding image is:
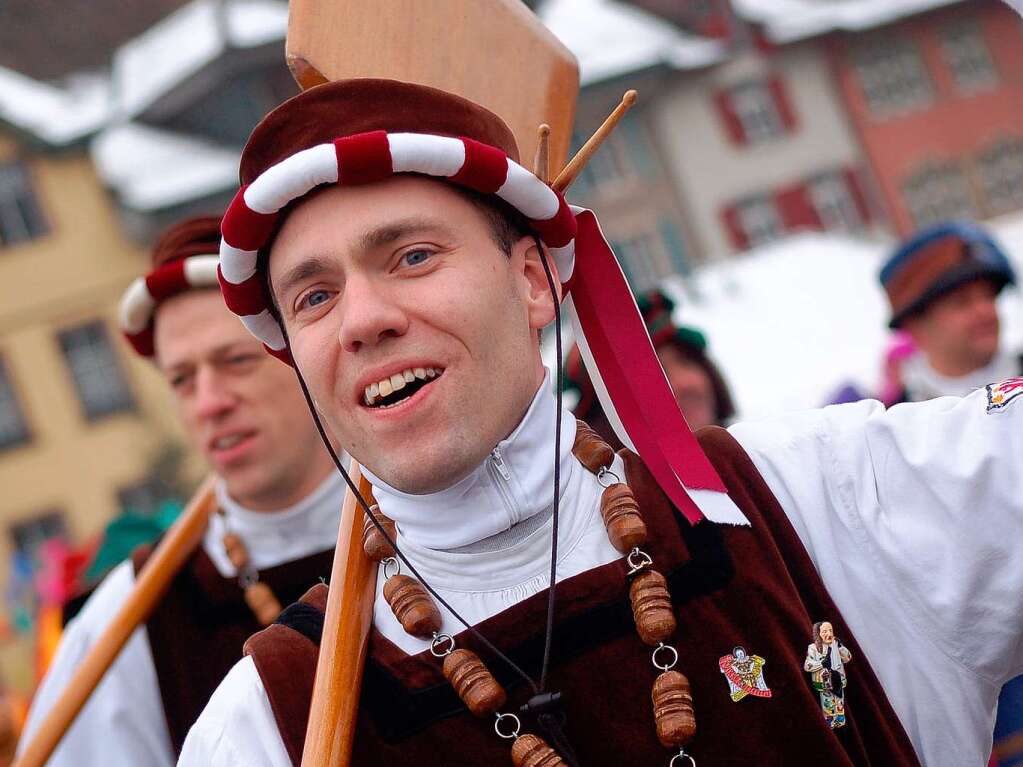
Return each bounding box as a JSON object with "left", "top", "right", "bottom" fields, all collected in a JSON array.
[{"left": 84, "top": 500, "right": 183, "bottom": 583}]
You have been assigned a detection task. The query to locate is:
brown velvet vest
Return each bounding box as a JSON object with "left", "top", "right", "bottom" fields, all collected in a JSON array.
[
  {"left": 245, "top": 428, "right": 921, "bottom": 766},
  {"left": 131, "top": 540, "right": 335, "bottom": 754}
]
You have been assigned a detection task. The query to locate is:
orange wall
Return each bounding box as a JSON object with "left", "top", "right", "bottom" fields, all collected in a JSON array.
[{"left": 831, "top": 0, "right": 1023, "bottom": 234}]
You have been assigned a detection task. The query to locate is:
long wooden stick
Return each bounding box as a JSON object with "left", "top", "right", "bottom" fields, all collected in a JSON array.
[
  {"left": 300, "top": 464, "right": 377, "bottom": 767},
  {"left": 552, "top": 90, "right": 637, "bottom": 193},
  {"left": 13, "top": 476, "right": 218, "bottom": 767}
]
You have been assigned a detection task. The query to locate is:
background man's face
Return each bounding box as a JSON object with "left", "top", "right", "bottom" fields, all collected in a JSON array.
[
  {"left": 905, "top": 279, "right": 1000, "bottom": 375},
  {"left": 656, "top": 344, "right": 716, "bottom": 430},
  {"left": 153, "top": 290, "right": 331, "bottom": 510},
  {"left": 268, "top": 176, "right": 555, "bottom": 494}
]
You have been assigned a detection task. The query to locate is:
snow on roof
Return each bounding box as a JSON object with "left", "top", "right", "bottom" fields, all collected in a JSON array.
[
  {"left": 733, "top": 0, "right": 967, "bottom": 44},
  {"left": 539, "top": 0, "right": 725, "bottom": 86},
  {"left": 91, "top": 122, "right": 239, "bottom": 210},
  {"left": 654, "top": 213, "right": 1023, "bottom": 420},
  {"left": 114, "top": 0, "right": 287, "bottom": 120},
  {"left": 0, "top": 67, "right": 111, "bottom": 145}
]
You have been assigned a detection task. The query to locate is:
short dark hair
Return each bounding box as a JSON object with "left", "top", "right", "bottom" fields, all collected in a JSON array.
[{"left": 455, "top": 185, "right": 533, "bottom": 256}]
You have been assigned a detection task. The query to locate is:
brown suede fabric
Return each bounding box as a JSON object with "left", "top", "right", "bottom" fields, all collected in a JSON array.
[
  {"left": 131, "top": 542, "right": 335, "bottom": 754},
  {"left": 240, "top": 78, "right": 520, "bottom": 185},
  {"left": 248, "top": 430, "right": 921, "bottom": 766},
  {"left": 150, "top": 216, "right": 222, "bottom": 269}
]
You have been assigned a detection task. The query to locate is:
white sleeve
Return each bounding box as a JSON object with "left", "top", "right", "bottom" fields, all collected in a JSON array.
[
  {"left": 18, "top": 561, "right": 174, "bottom": 767},
  {"left": 730, "top": 390, "right": 1023, "bottom": 765},
  {"left": 178, "top": 656, "right": 291, "bottom": 767}
]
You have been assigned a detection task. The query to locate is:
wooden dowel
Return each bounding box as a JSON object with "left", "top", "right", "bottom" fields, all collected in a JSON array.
[
  {"left": 552, "top": 90, "right": 637, "bottom": 193},
  {"left": 300, "top": 465, "right": 377, "bottom": 767},
  {"left": 14, "top": 476, "right": 218, "bottom": 767},
  {"left": 533, "top": 124, "right": 551, "bottom": 185}
]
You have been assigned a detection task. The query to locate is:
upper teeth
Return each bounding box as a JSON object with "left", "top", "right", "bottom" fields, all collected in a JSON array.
[
  {"left": 364, "top": 367, "right": 440, "bottom": 406},
  {"left": 213, "top": 435, "right": 244, "bottom": 449}
]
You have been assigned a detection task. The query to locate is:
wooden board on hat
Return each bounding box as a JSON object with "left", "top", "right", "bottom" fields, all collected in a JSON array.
[{"left": 286, "top": 0, "right": 579, "bottom": 173}]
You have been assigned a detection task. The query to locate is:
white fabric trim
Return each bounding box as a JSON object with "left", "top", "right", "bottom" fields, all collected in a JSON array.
[
  {"left": 241, "top": 310, "right": 287, "bottom": 350},
  {"left": 181, "top": 255, "right": 220, "bottom": 286},
  {"left": 548, "top": 242, "right": 575, "bottom": 282},
  {"left": 497, "top": 162, "right": 559, "bottom": 220},
  {"left": 387, "top": 133, "right": 465, "bottom": 177},
  {"left": 688, "top": 488, "right": 748, "bottom": 526},
  {"left": 244, "top": 143, "right": 339, "bottom": 215},
  {"left": 118, "top": 277, "right": 155, "bottom": 334},
  {"left": 219, "top": 242, "right": 259, "bottom": 285}
]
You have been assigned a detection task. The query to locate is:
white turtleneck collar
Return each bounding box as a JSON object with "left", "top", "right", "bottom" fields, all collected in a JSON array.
[
  {"left": 363, "top": 371, "right": 577, "bottom": 551},
  {"left": 902, "top": 348, "right": 1019, "bottom": 402},
  {"left": 203, "top": 470, "right": 344, "bottom": 577}
]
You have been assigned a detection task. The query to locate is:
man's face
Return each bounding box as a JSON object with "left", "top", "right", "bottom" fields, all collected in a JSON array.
[
  {"left": 819, "top": 622, "right": 835, "bottom": 644},
  {"left": 268, "top": 176, "right": 556, "bottom": 494},
  {"left": 153, "top": 290, "right": 332, "bottom": 510},
  {"left": 905, "top": 279, "right": 1001, "bottom": 374},
  {"left": 656, "top": 344, "right": 717, "bottom": 430}
]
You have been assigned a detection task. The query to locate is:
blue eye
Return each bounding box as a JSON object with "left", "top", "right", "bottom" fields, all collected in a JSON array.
[
  {"left": 304, "top": 290, "right": 330, "bottom": 308},
  {"left": 402, "top": 249, "right": 432, "bottom": 267}
]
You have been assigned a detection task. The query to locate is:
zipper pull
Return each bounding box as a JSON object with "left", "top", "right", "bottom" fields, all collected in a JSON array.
[{"left": 490, "top": 447, "right": 511, "bottom": 481}]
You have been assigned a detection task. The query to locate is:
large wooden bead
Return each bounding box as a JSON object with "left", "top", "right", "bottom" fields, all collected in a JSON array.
[
  {"left": 510, "top": 734, "right": 567, "bottom": 767},
  {"left": 244, "top": 581, "right": 283, "bottom": 626},
  {"left": 572, "top": 420, "right": 614, "bottom": 474},
  {"left": 652, "top": 670, "right": 696, "bottom": 747},
  {"left": 629, "top": 569, "right": 676, "bottom": 645},
  {"left": 361, "top": 508, "right": 397, "bottom": 560},
  {"left": 600, "top": 483, "right": 647, "bottom": 552},
  {"left": 222, "top": 532, "right": 249, "bottom": 570},
  {"left": 442, "top": 649, "right": 507, "bottom": 717},
  {"left": 383, "top": 574, "right": 442, "bottom": 637}
]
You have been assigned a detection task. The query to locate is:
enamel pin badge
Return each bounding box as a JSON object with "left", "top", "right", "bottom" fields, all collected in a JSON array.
[
  {"left": 718, "top": 646, "right": 772, "bottom": 702},
  {"left": 986, "top": 377, "right": 1023, "bottom": 413},
  {"left": 803, "top": 620, "right": 853, "bottom": 729}
]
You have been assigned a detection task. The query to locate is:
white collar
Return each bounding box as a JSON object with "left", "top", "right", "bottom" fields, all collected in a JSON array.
[
  {"left": 902, "top": 348, "right": 1018, "bottom": 401},
  {"left": 364, "top": 371, "right": 577, "bottom": 550},
  {"left": 203, "top": 471, "right": 344, "bottom": 576}
]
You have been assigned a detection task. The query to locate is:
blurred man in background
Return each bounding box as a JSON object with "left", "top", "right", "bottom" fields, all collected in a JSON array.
[
  {"left": 881, "top": 220, "right": 1019, "bottom": 404},
  {"left": 17, "top": 217, "right": 343, "bottom": 767},
  {"left": 567, "top": 288, "right": 735, "bottom": 442}
]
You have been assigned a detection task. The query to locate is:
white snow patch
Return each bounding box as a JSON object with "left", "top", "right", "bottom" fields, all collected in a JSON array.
[
  {"left": 539, "top": 0, "right": 725, "bottom": 86},
  {"left": 733, "top": 0, "right": 968, "bottom": 44},
  {"left": 92, "top": 122, "right": 239, "bottom": 210},
  {"left": 0, "top": 68, "right": 111, "bottom": 145}
]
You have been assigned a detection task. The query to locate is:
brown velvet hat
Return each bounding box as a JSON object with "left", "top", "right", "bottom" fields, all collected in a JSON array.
[{"left": 240, "top": 78, "right": 520, "bottom": 185}]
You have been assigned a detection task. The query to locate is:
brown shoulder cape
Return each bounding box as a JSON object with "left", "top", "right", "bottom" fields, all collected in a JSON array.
[
  {"left": 132, "top": 539, "right": 335, "bottom": 754},
  {"left": 246, "top": 428, "right": 921, "bottom": 766}
]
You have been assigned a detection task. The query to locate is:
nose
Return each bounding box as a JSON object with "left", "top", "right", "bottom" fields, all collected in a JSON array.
[
  {"left": 337, "top": 276, "right": 409, "bottom": 353},
  {"left": 194, "top": 366, "right": 236, "bottom": 421}
]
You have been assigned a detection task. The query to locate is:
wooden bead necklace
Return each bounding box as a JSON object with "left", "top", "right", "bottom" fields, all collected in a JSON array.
[
  {"left": 219, "top": 511, "right": 283, "bottom": 626},
  {"left": 364, "top": 420, "right": 698, "bottom": 766}
]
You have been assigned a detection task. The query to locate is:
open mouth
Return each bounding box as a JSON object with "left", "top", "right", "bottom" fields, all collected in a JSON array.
[{"left": 363, "top": 367, "right": 444, "bottom": 409}]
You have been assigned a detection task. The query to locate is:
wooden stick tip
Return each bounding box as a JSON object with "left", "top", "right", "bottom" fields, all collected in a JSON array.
[
  {"left": 537, "top": 123, "right": 551, "bottom": 137},
  {"left": 623, "top": 90, "right": 638, "bottom": 106}
]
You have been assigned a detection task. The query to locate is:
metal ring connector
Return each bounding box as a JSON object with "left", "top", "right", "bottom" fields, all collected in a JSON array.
[
  {"left": 381, "top": 557, "right": 401, "bottom": 579},
  {"left": 652, "top": 642, "right": 679, "bottom": 672},
  {"left": 597, "top": 467, "right": 621, "bottom": 488},
  {"left": 430, "top": 632, "right": 455, "bottom": 658},
  {"left": 669, "top": 748, "right": 696, "bottom": 767},
  {"left": 494, "top": 712, "right": 521, "bottom": 740},
  {"left": 627, "top": 547, "right": 653, "bottom": 576}
]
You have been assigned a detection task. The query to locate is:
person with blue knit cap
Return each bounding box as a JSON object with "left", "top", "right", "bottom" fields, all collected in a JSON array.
[{"left": 880, "top": 220, "right": 1019, "bottom": 404}]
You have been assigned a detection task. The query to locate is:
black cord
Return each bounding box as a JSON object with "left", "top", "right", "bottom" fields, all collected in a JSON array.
[
  {"left": 287, "top": 336, "right": 540, "bottom": 696},
  {"left": 536, "top": 237, "right": 563, "bottom": 695}
]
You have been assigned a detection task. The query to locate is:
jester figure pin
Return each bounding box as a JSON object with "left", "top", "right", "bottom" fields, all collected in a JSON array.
[
  {"left": 718, "top": 646, "right": 772, "bottom": 702},
  {"left": 804, "top": 620, "right": 853, "bottom": 729}
]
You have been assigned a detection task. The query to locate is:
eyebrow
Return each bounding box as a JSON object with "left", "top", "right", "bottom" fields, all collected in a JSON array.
[{"left": 274, "top": 255, "right": 336, "bottom": 299}]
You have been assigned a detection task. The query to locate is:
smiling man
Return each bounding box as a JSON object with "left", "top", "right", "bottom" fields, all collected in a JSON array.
[
  {"left": 179, "top": 81, "right": 1023, "bottom": 767},
  {"left": 18, "top": 217, "right": 342, "bottom": 767}
]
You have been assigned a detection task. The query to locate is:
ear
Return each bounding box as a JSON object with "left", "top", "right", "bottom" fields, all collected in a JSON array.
[{"left": 512, "top": 235, "right": 562, "bottom": 332}]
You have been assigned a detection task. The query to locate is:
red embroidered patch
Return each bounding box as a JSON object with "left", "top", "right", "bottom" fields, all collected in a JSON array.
[{"left": 986, "top": 377, "right": 1023, "bottom": 413}]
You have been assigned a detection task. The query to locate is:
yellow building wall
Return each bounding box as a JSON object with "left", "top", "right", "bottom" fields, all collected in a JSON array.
[{"left": 0, "top": 133, "right": 201, "bottom": 693}]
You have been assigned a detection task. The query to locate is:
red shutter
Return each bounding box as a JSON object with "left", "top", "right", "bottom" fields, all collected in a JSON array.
[
  {"left": 768, "top": 76, "right": 797, "bottom": 133},
  {"left": 844, "top": 167, "right": 872, "bottom": 224},
  {"left": 721, "top": 204, "right": 749, "bottom": 250},
  {"left": 714, "top": 90, "right": 746, "bottom": 145},
  {"left": 775, "top": 184, "right": 820, "bottom": 231}
]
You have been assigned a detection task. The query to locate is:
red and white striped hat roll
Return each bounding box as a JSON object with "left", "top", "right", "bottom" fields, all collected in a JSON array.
[{"left": 218, "top": 130, "right": 577, "bottom": 360}]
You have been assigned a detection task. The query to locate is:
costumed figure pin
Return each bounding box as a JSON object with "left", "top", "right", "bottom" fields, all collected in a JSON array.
[{"left": 804, "top": 620, "right": 852, "bottom": 729}]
